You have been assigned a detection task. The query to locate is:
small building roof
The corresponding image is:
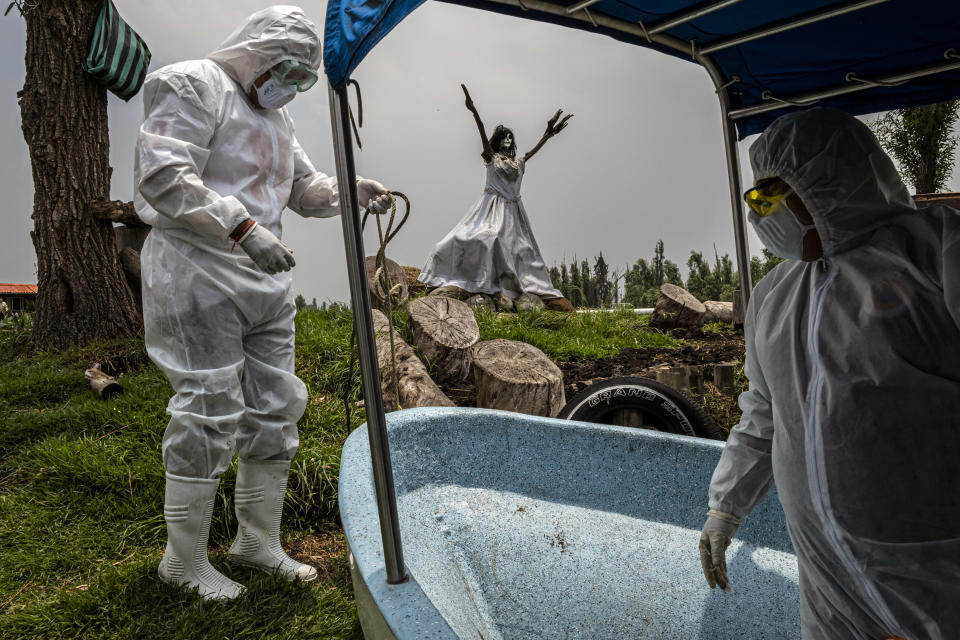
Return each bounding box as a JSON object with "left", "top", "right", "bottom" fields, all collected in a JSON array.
[
  {"left": 0, "top": 284, "right": 39, "bottom": 296},
  {"left": 914, "top": 193, "right": 960, "bottom": 210}
]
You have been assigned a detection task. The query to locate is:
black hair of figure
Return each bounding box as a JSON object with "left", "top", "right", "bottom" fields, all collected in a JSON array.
[{"left": 490, "top": 125, "right": 516, "bottom": 158}]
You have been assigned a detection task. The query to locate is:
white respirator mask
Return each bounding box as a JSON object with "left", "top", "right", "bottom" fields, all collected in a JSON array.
[
  {"left": 748, "top": 203, "right": 817, "bottom": 260},
  {"left": 255, "top": 77, "right": 297, "bottom": 109}
]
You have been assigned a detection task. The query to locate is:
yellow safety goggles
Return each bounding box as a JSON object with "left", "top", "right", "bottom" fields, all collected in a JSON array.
[
  {"left": 743, "top": 177, "right": 793, "bottom": 217},
  {"left": 270, "top": 60, "right": 318, "bottom": 92}
]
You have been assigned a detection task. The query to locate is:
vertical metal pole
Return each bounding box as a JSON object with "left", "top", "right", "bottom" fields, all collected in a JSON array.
[
  {"left": 328, "top": 82, "right": 408, "bottom": 585},
  {"left": 700, "top": 55, "right": 754, "bottom": 308},
  {"left": 719, "top": 110, "right": 754, "bottom": 307}
]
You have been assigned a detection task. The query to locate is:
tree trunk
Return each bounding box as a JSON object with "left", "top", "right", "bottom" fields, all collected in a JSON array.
[
  {"left": 19, "top": 1, "right": 141, "bottom": 349},
  {"left": 649, "top": 283, "right": 706, "bottom": 329},
  {"left": 407, "top": 296, "right": 479, "bottom": 383},
  {"left": 472, "top": 339, "right": 565, "bottom": 417},
  {"left": 372, "top": 310, "right": 454, "bottom": 411}
]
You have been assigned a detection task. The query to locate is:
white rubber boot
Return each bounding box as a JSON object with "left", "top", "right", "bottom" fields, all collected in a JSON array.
[
  {"left": 228, "top": 458, "right": 318, "bottom": 582},
  {"left": 158, "top": 473, "right": 245, "bottom": 600}
]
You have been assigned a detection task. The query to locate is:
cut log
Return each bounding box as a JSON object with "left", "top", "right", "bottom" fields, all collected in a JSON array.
[
  {"left": 515, "top": 292, "right": 544, "bottom": 312},
  {"left": 428, "top": 285, "right": 470, "bottom": 300},
  {"left": 407, "top": 296, "right": 480, "bottom": 383},
  {"left": 402, "top": 266, "right": 428, "bottom": 296},
  {"left": 365, "top": 256, "right": 409, "bottom": 312},
  {"left": 84, "top": 364, "right": 122, "bottom": 399},
  {"left": 472, "top": 339, "right": 565, "bottom": 417},
  {"left": 703, "top": 300, "right": 734, "bottom": 324},
  {"left": 649, "top": 283, "right": 706, "bottom": 329},
  {"left": 465, "top": 294, "right": 496, "bottom": 312},
  {"left": 372, "top": 310, "right": 454, "bottom": 411}
]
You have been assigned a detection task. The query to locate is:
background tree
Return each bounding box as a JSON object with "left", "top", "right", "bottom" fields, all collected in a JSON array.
[
  {"left": 872, "top": 101, "right": 960, "bottom": 194},
  {"left": 750, "top": 248, "right": 785, "bottom": 285},
  {"left": 569, "top": 258, "right": 583, "bottom": 307},
  {"left": 15, "top": 0, "right": 141, "bottom": 348},
  {"left": 295, "top": 293, "right": 307, "bottom": 311},
  {"left": 580, "top": 259, "right": 593, "bottom": 307},
  {"left": 593, "top": 252, "right": 611, "bottom": 306}
]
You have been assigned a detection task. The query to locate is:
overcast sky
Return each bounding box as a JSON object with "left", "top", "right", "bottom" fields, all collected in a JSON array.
[{"left": 1, "top": 1, "right": 958, "bottom": 303}]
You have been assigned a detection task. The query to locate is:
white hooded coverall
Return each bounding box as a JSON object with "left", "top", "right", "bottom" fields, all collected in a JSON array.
[
  {"left": 135, "top": 7, "right": 340, "bottom": 479},
  {"left": 709, "top": 107, "right": 960, "bottom": 639}
]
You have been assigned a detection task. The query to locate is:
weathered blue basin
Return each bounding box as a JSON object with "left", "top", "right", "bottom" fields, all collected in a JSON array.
[{"left": 339, "top": 407, "right": 799, "bottom": 639}]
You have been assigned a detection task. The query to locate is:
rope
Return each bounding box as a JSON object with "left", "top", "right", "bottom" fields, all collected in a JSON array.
[
  {"left": 344, "top": 192, "right": 411, "bottom": 428},
  {"left": 347, "top": 79, "right": 363, "bottom": 150}
]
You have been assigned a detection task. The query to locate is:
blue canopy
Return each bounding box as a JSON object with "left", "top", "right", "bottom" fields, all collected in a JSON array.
[{"left": 323, "top": 0, "right": 960, "bottom": 138}]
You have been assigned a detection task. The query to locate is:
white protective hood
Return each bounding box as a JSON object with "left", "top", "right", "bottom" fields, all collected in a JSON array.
[
  {"left": 749, "top": 107, "right": 916, "bottom": 257},
  {"left": 208, "top": 6, "right": 322, "bottom": 94}
]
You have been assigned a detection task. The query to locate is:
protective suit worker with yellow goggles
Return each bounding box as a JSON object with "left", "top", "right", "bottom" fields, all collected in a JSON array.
[{"left": 699, "top": 107, "right": 960, "bottom": 639}]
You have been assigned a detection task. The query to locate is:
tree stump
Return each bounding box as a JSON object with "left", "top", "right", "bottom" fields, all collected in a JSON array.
[
  {"left": 703, "top": 301, "right": 734, "bottom": 324},
  {"left": 656, "top": 367, "right": 690, "bottom": 394},
  {"left": 402, "top": 266, "right": 428, "bottom": 296},
  {"left": 649, "top": 284, "right": 706, "bottom": 329},
  {"left": 713, "top": 363, "right": 736, "bottom": 395},
  {"left": 372, "top": 310, "right": 454, "bottom": 411},
  {"left": 465, "top": 294, "right": 496, "bottom": 312},
  {"left": 407, "top": 296, "right": 480, "bottom": 383},
  {"left": 365, "top": 256, "right": 409, "bottom": 312},
  {"left": 472, "top": 339, "right": 565, "bottom": 417}
]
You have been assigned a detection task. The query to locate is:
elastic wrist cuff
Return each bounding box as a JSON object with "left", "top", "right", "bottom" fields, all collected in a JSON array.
[
  {"left": 237, "top": 221, "right": 258, "bottom": 244},
  {"left": 707, "top": 509, "right": 742, "bottom": 525}
]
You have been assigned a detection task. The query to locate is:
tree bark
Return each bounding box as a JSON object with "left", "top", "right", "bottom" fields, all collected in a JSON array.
[
  {"left": 19, "top": 1, "right": 142, "bottom": 349},
  {"left": 407, "top": 296, "right": 479, "bottom": 383},
  {"left": 649, "top": 283, "right": 706, "bottom": 329},
  {"left": 372, "top": 310, "right": 454, "bottom": 411},
  {"left": 703, "top": 300, "right": 734, "bottom": 324},
  {"left": 472, "top": 339, "right": 565, "bottom": 417}
]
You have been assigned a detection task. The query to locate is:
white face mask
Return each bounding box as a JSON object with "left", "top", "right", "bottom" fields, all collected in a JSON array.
[
  {"left": 748, "top": 203, "right": 817, "bottom": 260},
  {"left": 255, "top": 77, "right": 297, "bottom": 109}
]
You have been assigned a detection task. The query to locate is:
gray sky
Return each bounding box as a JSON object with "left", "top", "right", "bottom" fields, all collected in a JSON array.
[{"left": 1, "top": 2, "right": 957, "bottom": 303}]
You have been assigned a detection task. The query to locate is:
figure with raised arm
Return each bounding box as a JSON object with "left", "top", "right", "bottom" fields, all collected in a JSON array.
[{"left": 419, "top": 84, "right": 575, "bottom": 311}]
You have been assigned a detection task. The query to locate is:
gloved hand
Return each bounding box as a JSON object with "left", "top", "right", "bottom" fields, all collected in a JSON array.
[
  {"left": 357, "top": 178, "right": 391, "bottom": 215},
  {"left": 699, "top": 509, "right": 741, "bottom": 591},
  {"left": 240, "top": 223, "right": 296, "bottom": 275}
]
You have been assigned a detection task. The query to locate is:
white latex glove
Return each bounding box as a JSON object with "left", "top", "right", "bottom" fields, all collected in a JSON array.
[
  {"left": 356, "top": 178, "right": 391, "bottom": 215},
  {"left": 699, "top": 509, "right": 741, "bottom": 591},
  {"left": 240, "top": 223, "right": 296, "bottom": 275}
]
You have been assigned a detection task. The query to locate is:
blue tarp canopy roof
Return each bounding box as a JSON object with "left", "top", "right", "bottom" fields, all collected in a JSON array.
[{"left": 323, "top": 0, "right": 960, "bottom": 138}]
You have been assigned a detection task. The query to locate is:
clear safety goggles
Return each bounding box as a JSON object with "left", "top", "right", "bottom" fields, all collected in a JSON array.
[
  {"left": 743, "top": 177, "right": 794, "bottom": 217},
  {"left": 269, "top": 60, "right": 318, "bottom": 92}
]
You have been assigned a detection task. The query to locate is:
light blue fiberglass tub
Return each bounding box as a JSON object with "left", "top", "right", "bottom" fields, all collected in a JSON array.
[{"left": 339, "top": 407, "right": 800, "bottom": 639}]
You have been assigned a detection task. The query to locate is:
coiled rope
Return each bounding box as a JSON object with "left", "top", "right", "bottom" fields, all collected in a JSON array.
[{"left": 344, "top": 191, "right": 411, "bottom": 429}]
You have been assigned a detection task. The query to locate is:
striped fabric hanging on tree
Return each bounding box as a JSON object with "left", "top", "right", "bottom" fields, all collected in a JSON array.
[{"left": 83, "top": 0, "right": 152, "bottom": 101}]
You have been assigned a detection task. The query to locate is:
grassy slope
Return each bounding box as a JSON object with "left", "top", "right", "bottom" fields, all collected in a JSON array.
[{"left": 0, "top": 308, "right": 732, "bottom": 639}]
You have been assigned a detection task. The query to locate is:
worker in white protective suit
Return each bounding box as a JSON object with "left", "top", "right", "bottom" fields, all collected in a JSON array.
[
  {"left": 699, "top": 107, "right": 960, "bottom": 639},
  {"left": 135, "top": 6, "right": 391, "bottom": 601}
]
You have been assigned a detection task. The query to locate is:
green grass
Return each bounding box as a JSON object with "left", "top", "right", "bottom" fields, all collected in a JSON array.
[
  {"left": 475, "top": 307, "right": 682, "bottom": 360},
  {"left": 0, "top": 306, "right": 692, "bottom": 638}
]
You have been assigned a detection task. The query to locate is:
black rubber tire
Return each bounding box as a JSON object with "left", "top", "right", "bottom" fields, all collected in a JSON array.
[{"left": 557, "top": 376, "right": 724, "bottom": 440}]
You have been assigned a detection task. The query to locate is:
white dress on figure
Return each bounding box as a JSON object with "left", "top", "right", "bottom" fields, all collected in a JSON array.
[{"left": 419, "top": 154, "right": 562, "bottom": 299}]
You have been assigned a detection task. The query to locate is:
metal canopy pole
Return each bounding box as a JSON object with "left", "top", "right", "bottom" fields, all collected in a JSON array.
[
  {"left": 645, "top": 0, "right": 746, "bottom": 35},
  {"left": 699, "top": 0, "right": 889, "bottom": 55},
  {"left": 328, "top": 83, "right": 408, "bottom": 585},
  {"left": 699, "top": 57, "right": 753, "bottom": 307}
]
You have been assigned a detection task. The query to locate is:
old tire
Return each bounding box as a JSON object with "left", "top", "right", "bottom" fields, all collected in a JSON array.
[{"left": 557, "top": 376, "right": 723, "bottom": 439}]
